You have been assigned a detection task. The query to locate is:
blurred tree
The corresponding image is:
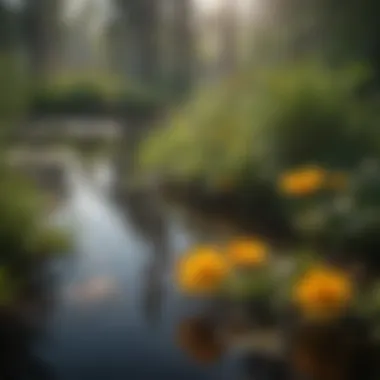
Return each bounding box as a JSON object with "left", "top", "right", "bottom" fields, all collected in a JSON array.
[
  {"left": 254, "top": 0, "right": 380, "bottom": 85},
  {"left": 318, "top": 0, "right": 380, "bottom": 82},
  {"left": 113, "top": 0, "right": 195, "bottom": 96},
  {"left": 0, "top": 3, "right": 28, "bottom": 130},
  {"left": 22, "top": 0, "right": 62, "bottom": 78},
  {"left": 116, "top": 0, "right": 160, "bottom": 86},
  {"left": 218, "top": 0, "right": 238, "bottom": 75},
  {"left": 105, "top": 9, "right": 128, "bottom": 76},
  {"left": 170, "top": 0, "right": 194, "bottom": 95},
  {"left": 0, "top": 2, "right": 19, "bottom": 52}
]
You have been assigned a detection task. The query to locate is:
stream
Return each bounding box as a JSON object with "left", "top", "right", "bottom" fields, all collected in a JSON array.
[{"left": 28, "top": 156, "right": 245, "bottom": 380}]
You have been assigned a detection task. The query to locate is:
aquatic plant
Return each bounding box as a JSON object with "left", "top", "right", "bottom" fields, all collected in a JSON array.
[
  {"left": 176, "top": 246, "right": 230, "bottom": 296},
  {"left": 226, "top": 238, "right": 269, "bottom": 269},
  {"left": 292, "top": 265, "right": 353, "bottom": 320},
  {"left": 278, "top": 166, "right": 327, "bottom": 197}
]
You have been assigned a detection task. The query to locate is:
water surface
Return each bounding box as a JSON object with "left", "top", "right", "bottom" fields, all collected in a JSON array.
[{"left": 34, "top": 157, "right": 241, "bottom": 380}]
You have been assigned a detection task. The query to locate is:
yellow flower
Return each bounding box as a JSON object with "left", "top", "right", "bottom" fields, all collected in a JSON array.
[
  {"left": 176, "top": 247, "right": 230, "bottom": 295},
  {"left": 279, "top": 166, "right": 326, "bottom": 196},
  {"left": 293, "top": 266, "right": 353, "bottom": 319},
  {"left": 177, "top": 316, "right": 224, "bottom": 365},
  {"left": 227, "top": 238, "right": 268, "bottom": 268}
]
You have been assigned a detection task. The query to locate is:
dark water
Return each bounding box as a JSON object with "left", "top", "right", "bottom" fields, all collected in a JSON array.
[{"left": 27, "top": 158, "right": 244, "bottom": 380}]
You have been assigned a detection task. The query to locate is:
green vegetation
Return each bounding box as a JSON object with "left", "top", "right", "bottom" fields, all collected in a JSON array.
[
  {"left": 287, "top": 164, "right": 380, "bottom": 270},
  {"left": 30, "top": 73, "right": 165, "bottom": 117},
  {"left": 139, "top": 62, "right": 378, "bottom": 182},
  {"left": 0, "top": 164, "right": 71, "bottom": 305},
  {"left": 138, "top": 62, "right": 380, "bottom": 267},
  {"left": 0, "top": 53, "right": 72, "bottom": 306},
  {"left": 143, "top": 66, "right": 366, "bottom": 170},
  {"left": 0, "top": 55, "right": 29, "bottom": 129}
]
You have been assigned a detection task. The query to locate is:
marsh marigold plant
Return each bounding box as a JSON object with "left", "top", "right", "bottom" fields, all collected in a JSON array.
[
  {"left": 279, "top": 166, "right": 326, "bottom": 196},
  {"left": 227, "top": 238, "right": 268, "bottom": 268},
  {"left": 176, "top": 247, "right": 230, "bottom": 295},
  {"left": 293, "top": 266, "right": 353, "bottom": 320}
]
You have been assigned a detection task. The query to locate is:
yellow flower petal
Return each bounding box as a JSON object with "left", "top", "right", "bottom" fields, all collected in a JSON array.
[
  {"left": 227, "top": 238, "right": 268, "bottom": 268},
  {"left": 293, "top": 266, "right": 353, "bottom": 319},
  {"left": 279, "top": 166, "right": 326, "bottom": 196},
  {"left": 176, "top": 246, "right": 230, "bottom": 295}
]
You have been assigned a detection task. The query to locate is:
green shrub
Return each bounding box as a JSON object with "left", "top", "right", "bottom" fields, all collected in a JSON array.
[
  {"left": 138, "top": 62, "right": 379, "bottom": 187},
  {"left": 274, "top": 161, "right": 380, "bottom": 269},
  {"left": 0, "top": 54, "right": 28, "bottom": 129},
  {"left": 0, "top": 54, "right": 71, "bottom": 305},
  {"left": 252, "top": 63, "right": 378, "bottom": 172},
  {"left": 319, "top": 163, "right": 380, "bottom": 267},
  {"left": 30, "top": 80, "right": 164, "bottom": 116},
  {"left": 0, "top": 166, "right": 71, "bottom": 303},
  {"left": 26, "top": 226, "right": 72, "bottom": 258},
  {"left": 31, "top": 83, "right": 107, "bottom": 115},
  {"left": 224, "top": 265, "right": 277, "bottom": 302}
]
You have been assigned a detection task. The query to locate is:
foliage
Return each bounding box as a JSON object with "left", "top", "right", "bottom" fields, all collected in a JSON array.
[
  {"left": 26, "top": 225, "right": 72, "bottom": 259},
  {"left": 306, "top": 164, "right": 380, "bottom": 267},
  {"left": 223, "top": 265, "right": 276, "bottom": 301},
  {"left": 175, "top": 240, "right": 380, "bottom": 331},
  {"left": 0, "top": 166, "right": 68, "bottom": 255},
  {"left": 0, "top": 50, "right": 72, "bottom": 306},
  {"left": 176, "top": 238, "right": 274, "bottom": 300},
  {"left": 274, "top": 163, "right": 380, "bottom": 269},
  {"left": 31, "top": 83, "right": 106, "bottom": 115},
  {"left": 253, "top": 0, "right": 380, "bottom": 87},
  {"left": 43, "top": 72, "right": 124, "bottom": 97},
  {"left": 138, "top": 62, "right": 378, "bottom": 190},
  {"left": 0, "top": 165, "right": 71, "bottom": 304},
  {"left": 312, "top": 0, "right": 380, "bottom": 80},
  {"left": 30, "top": 75, "right": 164, "bottom": 116},
  {"left": 0, "top": 55, "right": 29, "bottom": 129}
]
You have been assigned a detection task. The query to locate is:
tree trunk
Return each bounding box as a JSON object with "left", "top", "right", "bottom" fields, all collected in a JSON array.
[
  {"left": 124, "top": 0, "right": 160, "bottom": 86},
  {"left": 218, "top": 0, "right": 238, "bottom": 75},
  {"left": 23, "top": 0, "right": 61, "bottom": 79},
  {"left": 171, "top": 0, "right": 194, "bottom": 95}
]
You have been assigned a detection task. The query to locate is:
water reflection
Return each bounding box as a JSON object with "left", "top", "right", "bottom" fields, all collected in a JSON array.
[
  {"left": 240, "top": 353, "right": 289, "bottom": 380},
  {"left": 121, "top": 191, "right": 169, "bottom": 326},
  {"left": 6, "top": 154, "right": 266, "bottom": 380},
  {"left": 142, "top": 259, "right": 165, "bottom": 326},
  {"left": 0, "top": 300, "right": 54, "bottom": 380},
  {"left": 176, "top": 315, "right": 225, "bottom": 366},
  {"left": 121, "top": 191, "right": 167, "bottom": 244}
]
